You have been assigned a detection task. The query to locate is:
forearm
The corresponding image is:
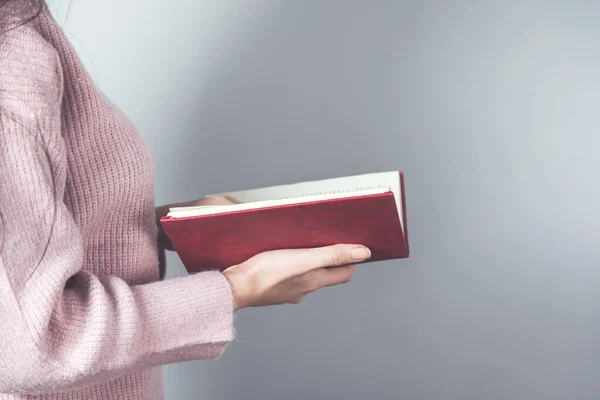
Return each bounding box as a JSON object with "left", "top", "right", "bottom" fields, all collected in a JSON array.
[{"left": 0, "top": 269, "right": 234, "bottom": 394}]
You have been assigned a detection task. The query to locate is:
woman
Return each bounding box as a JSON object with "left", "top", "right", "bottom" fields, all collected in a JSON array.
[{"left": 0, "top": 1, "right": 372, "bottom": 399}]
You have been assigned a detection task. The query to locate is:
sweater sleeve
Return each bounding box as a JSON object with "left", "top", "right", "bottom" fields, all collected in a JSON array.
[{"left": 0, "top": 27, "right": 234, "bottom": 395}]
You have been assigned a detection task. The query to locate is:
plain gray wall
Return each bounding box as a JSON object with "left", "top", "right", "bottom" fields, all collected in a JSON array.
[{"left": 47, "top": 1, "right": 600, "bottom": 399}]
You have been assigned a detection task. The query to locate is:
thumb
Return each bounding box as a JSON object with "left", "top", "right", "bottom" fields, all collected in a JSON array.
[{"left": 298, "top": 244, "right": 371, "bottom": 274}]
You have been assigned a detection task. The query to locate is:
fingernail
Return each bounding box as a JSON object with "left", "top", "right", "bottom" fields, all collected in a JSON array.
[{"left": 351, "top": 246, "right": 371, "bottom": 260}]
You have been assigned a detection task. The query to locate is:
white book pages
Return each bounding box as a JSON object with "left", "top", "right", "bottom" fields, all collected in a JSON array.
[{"left": 168, "top": 171, "right": 403, "bottom": 228}]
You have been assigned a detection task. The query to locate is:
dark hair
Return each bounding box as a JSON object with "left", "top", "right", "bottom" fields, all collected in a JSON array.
[{"left": 0, "top": 0, "right": 44, "bottom": 31}]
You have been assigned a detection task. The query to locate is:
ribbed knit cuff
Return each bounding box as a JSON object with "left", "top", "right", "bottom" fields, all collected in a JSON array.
[{"left": 132, "top": 270, "right": 235, "bottom": 363}]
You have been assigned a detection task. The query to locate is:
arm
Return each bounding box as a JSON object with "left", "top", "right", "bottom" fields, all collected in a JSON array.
[{"left": 0, "top": 29, "right": 234, "bottom": 395}]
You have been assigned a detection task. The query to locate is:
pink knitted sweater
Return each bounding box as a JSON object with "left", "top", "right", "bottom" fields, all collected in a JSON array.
[{"left": 0, "top": 3, "right": 235, "bottom": 399}]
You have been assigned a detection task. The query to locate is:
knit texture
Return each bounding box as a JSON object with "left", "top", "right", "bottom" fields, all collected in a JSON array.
[{"left": 0, "top": 3, "right": 234, "bottom": 399}]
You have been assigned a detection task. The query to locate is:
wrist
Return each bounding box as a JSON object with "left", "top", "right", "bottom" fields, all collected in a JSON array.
[{"left": 223, "top": 267, "right": 251, "bottom": 311}]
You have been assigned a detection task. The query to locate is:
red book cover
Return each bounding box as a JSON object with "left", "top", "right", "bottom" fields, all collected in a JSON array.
[{"left": 161, "top": 172, "right": 409, "bottom": 273}]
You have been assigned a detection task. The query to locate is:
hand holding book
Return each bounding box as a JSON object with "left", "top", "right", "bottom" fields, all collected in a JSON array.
[
  {"left": 159, "top": 195, "right": 373, "bottom": 308},
  {"left": 158, "top": 171, "right": 408, "bottom": 307},
  {"left": 160, "top": 171, "right": 409, "bottom": 272},
  {"left": 223, "top": 244, "right": 372, "bottom": 309}
]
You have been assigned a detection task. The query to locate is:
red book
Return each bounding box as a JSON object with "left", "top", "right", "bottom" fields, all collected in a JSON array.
[{"left": 161, "top": 171, "right": 409, "bottom": 273}]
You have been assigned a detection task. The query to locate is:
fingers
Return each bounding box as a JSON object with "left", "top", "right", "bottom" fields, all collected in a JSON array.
[
  {"left": 220, "top": 194, "right": 241, "bottom": 204},
  {"left": 235, "top": 245, "right": 367, "bottom": 309},
  {"left": 309, "top": 264, "right": 357, "bottom": 290},
  {"left": 297, "top": 244, "right": 371, "bottom": 274},
  {"left": 201, "top": 194, "right": 240, "bottom": 205}
]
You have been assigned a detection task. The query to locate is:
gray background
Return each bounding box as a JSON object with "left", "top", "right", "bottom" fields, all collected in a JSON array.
[{"left": 48, "top": 1, "right": 600, "bottom": 399}]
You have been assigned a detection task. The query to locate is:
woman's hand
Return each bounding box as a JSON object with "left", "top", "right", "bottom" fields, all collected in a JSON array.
[
  {"left": 187, "top": 194, "right": 240, "bottom": 207},
  {"left": 223, "top": 244, "right": 371, "bottom": 309},
  {"left": 156, "top": 195, "right": 239, "bottom": 251}
]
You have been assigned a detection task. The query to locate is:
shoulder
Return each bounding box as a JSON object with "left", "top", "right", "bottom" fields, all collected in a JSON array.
[{"left": 0, "top": 23, "right": 63, "bottom": 123}]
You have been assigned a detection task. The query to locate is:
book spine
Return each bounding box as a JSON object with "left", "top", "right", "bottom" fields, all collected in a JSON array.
[{"left": 400, "top": 171, "right": 409, "bottom": 255}]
